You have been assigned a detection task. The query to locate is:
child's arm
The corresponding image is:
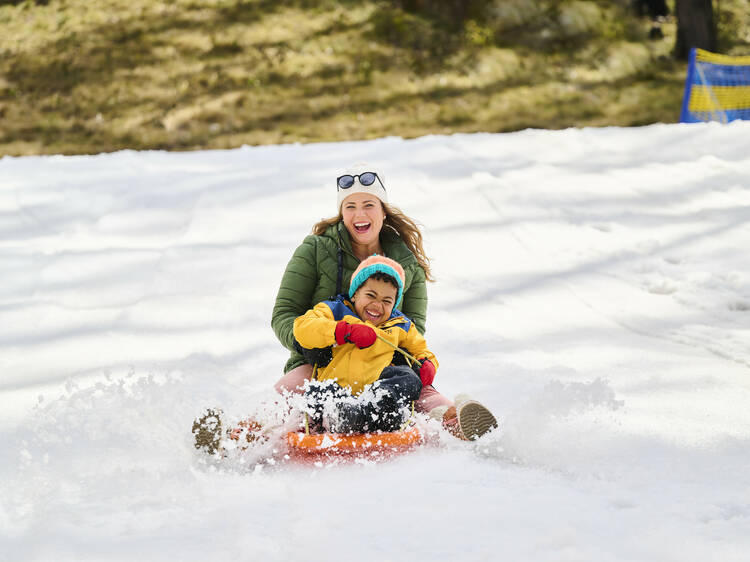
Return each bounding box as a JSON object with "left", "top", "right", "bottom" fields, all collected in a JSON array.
[
  {"left": 293, "top": 303, "right": 338, "bottom": 350},
  {"left": 400, "top": 324, "right": 438, "bottom": 386},
  {"left": 400, "top": 324, "right": 438, "bottom": 370},
  {"left": 294, "top": 303, "right": 377, "bottom": 350}
]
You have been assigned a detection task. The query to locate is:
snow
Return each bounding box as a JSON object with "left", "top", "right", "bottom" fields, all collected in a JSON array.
[{"left": 2, "top": 122, "right": 750, "bottom": 561}]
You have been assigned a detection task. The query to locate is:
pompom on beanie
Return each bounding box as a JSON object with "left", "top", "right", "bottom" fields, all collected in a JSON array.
[
  {"left": 337, "top": 163, "right": 388, "bottom": 211},
  {"left": 349, "top": 255, "right": 405, "bottom": 308}
]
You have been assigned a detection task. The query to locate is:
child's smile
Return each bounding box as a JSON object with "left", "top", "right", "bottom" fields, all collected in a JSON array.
[{"left": 352, "top": 277, "right": 398, "bottom": 327}]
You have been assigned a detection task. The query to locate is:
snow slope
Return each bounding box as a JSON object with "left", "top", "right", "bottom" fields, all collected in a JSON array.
[{"left": 1, "top": 122, "right": 749, "bottom": 561}]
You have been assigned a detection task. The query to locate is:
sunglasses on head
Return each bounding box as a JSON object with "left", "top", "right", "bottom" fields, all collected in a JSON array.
[{"left": 337, "top": 172, "right": 385, "bottom": 191}]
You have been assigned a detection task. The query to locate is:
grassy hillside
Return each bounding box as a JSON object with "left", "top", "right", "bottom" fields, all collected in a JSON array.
[{"left": 0, "top": 0, "right": 748, "bottom": 156}]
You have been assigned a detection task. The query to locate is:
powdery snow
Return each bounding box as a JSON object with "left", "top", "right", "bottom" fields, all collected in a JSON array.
[{"left": 1, "top": 122, "right": 749, "bottom": 561}]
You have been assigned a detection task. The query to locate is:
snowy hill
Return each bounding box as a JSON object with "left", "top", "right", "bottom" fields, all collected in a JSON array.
[{"left": 1, "top": 123, "right": 749, "bottom": 561}]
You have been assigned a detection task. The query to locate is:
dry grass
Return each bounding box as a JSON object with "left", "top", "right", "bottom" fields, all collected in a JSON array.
[{"left": 0, "top": 0, "right": 701, "bottom": 156}]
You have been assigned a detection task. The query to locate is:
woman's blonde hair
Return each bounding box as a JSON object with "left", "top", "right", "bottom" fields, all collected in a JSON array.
[{"left": 312, "top": 202, "right": 434, "bottom": 282}]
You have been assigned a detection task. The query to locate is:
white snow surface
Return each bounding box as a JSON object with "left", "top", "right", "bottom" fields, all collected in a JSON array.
[{"left": 1, "top": 123, "right": 750, "bottom": 561}]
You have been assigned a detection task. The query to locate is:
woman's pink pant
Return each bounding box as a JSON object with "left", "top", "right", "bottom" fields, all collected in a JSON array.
[{"left": 274, "top": 363, "right": 453, "bottom": 413}]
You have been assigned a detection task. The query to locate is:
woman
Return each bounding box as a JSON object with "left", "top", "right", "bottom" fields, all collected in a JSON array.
[{"left": 271, "top": 164, "right": 497, "bottom": 440}]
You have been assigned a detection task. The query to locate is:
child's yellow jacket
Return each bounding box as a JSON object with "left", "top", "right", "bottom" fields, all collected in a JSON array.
[{"left": 293, "top": 297, "right": 438, "bottom": 395}]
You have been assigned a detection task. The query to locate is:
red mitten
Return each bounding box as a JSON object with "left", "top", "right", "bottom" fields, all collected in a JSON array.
[
  {"left": 418, "top": 359, "right": 436, "bottom": 387},
  {"left": 334, "top": 320, "right": 350, "bottom": 345},
  {"left": 334, "top": 320, "right": 377, "bottom": 349}
]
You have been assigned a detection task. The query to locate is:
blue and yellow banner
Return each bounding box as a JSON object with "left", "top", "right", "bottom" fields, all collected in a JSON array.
[{"left": 680, "top": 48, "right": 750, "bottom": 123}]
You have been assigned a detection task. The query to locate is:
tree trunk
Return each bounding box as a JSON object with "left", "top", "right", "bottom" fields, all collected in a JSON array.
[
  {"left": 394, "top": 0, "right": 474, "bottom": 21},
  {"left": 674, "top": 0, "right": 716, "bottom": 60}
]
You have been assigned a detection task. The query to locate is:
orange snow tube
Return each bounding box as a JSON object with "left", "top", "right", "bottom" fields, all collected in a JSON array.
[{"left": 287, "top": 426, "right": 422, "bottom": 460}]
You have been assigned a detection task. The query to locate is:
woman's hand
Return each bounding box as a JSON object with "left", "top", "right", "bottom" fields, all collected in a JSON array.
[{"left": 334, "top": 320, "right": 377, "bottom": 349}]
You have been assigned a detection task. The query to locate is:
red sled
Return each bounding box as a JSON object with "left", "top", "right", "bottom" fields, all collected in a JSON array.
[{"left": 286, "top": 426, "right": 422, "bottom": 461}]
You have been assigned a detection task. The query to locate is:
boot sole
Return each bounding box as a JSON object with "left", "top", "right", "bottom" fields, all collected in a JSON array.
[
  {"left": 457, "top": 401, "right": 498, "bottom": 440},
  {"left": 192, "top": 409, "right": 223, "bottom": 454}
]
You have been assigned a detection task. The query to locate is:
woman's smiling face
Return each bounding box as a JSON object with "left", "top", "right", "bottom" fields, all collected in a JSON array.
[{"left": 341, "top": 192, "right": 386, "bottom": 248}]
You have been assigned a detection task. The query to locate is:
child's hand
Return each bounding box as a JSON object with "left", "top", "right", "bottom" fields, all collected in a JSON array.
[
  {"left": 417, "top": 359, "right": 436, "bottom": 387},
  {"left": 335, "top": 320, "right": 377, "bottom": 349}
]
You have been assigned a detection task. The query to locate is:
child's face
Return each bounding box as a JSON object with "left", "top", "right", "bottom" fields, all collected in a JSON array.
[{"left": 352, "top": 277, "right": 398, "bottom": 327}]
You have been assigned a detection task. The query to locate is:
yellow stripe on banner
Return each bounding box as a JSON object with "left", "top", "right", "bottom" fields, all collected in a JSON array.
[
  {"left": 688, "top": 85, "right": 750, "bottom": 111},
  {"left": 695, "top": 48, "right": 750, "bottom": 66}
]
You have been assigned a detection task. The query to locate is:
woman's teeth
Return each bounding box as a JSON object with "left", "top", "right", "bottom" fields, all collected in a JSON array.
[{"left": 354, "top": 222, "right": 370, "bottom": 232}]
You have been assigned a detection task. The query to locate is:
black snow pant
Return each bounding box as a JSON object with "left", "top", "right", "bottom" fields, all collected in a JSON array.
[{"left": 305, "top": 365, "right": 423, "bottom": 433}]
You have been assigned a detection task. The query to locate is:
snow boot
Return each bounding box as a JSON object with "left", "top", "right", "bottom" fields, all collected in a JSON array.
[
  {"left": 193, "top": 409, "right": 271, "bottom": 456},
  {"left": 305, "top": 380, "right": 348, "bottom": 430},
  {"left": 192, "top": 408, "right": 223, "bottom": 454},
  {"left": 227, "top": 418, "right": 267, "bottom": 445},
  {"left": 330, "top": 387, "right": 409, "bottom": 434},
  {"left": 326, "top": 401, "right": 373, "bottom": 434},
  {"left": 372, "top": 391, "right": 406, "bottom": 432},
  {"left": 454, "top": 394, "right": 498, "bottom": 440},
  {"left": 429, "top": 396, "right": 498, "bottom": 441},
  {"left": 428, "top": 405, "right": 459, "bottom": 437}
]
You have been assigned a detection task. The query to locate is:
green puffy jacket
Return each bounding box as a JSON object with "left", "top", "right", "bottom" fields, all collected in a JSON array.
[{"left": 272, "top": 222, "right": 428, "bottom": 373}]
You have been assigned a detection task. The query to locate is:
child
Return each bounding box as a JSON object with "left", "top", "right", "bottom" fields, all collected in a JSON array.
[{"left": 293, "top": 255, "right": 438, "bottom": 434}]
